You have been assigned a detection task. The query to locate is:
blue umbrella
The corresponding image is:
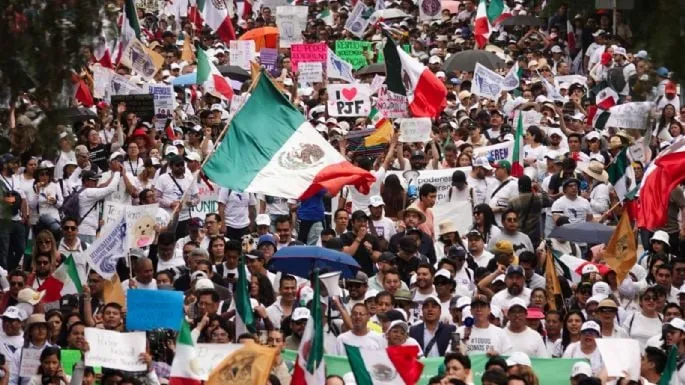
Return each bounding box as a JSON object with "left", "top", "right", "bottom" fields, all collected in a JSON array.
[
  {"left": 548, "top": 222, "right": 616, "bottom": 244},
  {"left": 269, "top": 246, "right": 361, "bottom": 279},
  {"left": 171, "top": 72, "right": 197, "bottom": 86}
]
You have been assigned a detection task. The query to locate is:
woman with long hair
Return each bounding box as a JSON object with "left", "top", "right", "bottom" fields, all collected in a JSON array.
[
  {"left": 250, "top": 273, "right": 275, "bottom": 307},
  {"left": 523, "top": 125, "right": 546, "bottom": 168},
  {"left": 553, "top": 309, "right": 585, "bottom": 357},
  {"left": 30, "top": 230, "right": 60, "bottom": 271},
  {"left": 123, "top": 142, "right": 144, "bottom": 177},
  {"left": 208, "top": 236, "right": 226, "bottom": 265},
  {"left": 130, "top": 159, "right": 158, "bottom": 205},
  {"left": 45, "top": 310, "right": 64, "bottom": 346},
  {"left": 456, "top": 153, "right": 472, "bottom": 167},
  {"left": 380, "top": 174, "right": 405, "bottom": 221},
  {"left": 31, "top": 161, "right": 62, "bottom": 228},
  {"left": 655, "top": 104, "right": 678, "bottom": 143},
  {"left": 28, "top": 347, "right": 69, "bottom": 385},
  {"left": 470, "top": 204, "right": 501, "bottom": 245},
  {"left": 623, "top": 286, "right": 664, "bottom": 349}
]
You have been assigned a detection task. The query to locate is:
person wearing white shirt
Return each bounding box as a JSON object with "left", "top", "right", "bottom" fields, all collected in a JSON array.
[
  {"left": 504, "top": 298, "right": 550, "bottom": 357},
  {"left": 489, "top": 160, "right": 519, "bottom": 226},
  {"left": 335, "top": 303, "right": 386, "bottom": 356},
  {"left": 580, "top": 160, "right": 611, "bottom": 216},
  {"left": 98, "top": 151, "right": 133, "bottom": 205},
  {"left": 490, "top": 265, "right": 532, "bottom": 313},
  {"left": 57, "top": 217, "right": 89, "bottom": 282},
  {"left": 562, "top": 321, "right": 604, "bottom": 375},
  {"left": 463, "top": 294, "right": 513, "bottom": 356},
  {"left": 368, "top": 195, "right": 396, "bottom": 244},
  {"left": 54, "top": 132, "right": 76, "bottom": 180},
  {"left": 77, "top": 168, "right": 121, "bottom": 244},
  {"left": 551, "top": 178, "right": 593, "bottom": 224},
  {"left": 173, "top": 218, "right": 210, "bottom": 260},
  {"left": 217, "top": 187, "right": 257, "bottom": 241},
  {"left": 338, "top": 140, "right": 395, "bottom": 214},
  {"left": 465, "top": 230, "right": 494, "bottom": 268},
  {"left": 467, "top": 157, "right": 498, "bottom": 206},
  {"left": 121, "top": 258, "right": 158, "bottom": 292},
  {"left": 155, "top": 155, "right": 199, "bottom": 239},
  {"left": 266, "top": 275, "right": 298, "bottom": 330}
]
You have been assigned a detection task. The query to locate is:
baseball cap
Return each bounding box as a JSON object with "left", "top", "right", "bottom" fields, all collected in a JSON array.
[
  {"left": 581, "top": 320, "right": 601, "bottom": 335},
  {"left": 410, "top": 150, "right": 426, "bottom": 158},
  {"left": 667, "top": 318, "right": 685, "bottom": 332},
  {"left": 429, "top": 55, "right": 442, "bottom": 64},
  {"left": 507, "top": 297, "right": 527, "bottom": 311},
  {"left": 471, "top": 294, "right": 490, "bottom": 306},
  {"left": 505, "top": 264, "right": 525, "bottom": 276},
  {"left": 592, "top": 29, "right": 606, "bottom": 37},
  {"left": 434, "top": 268, "right": 452, "bottom": 281},
  {"left": 188, "top": 217, "right": 203, "bottom": 228},
  {"left": 571, "top": 362, "right": 593, "bottom": 378},
  {"left": 551, "top": 45, "right": 563, "bottom": 53},
  {"left": 80, "top": 170, "right": 101, "bottom": 181},
  {"left": 451, "top": 170, "right": 466, "bottom": 186},
  {"left": 492, "top": 160, "right": 511, "bottom": 172},
  {"left": 348, "top": 271, "right": 369, "bottom": 284},
  {"left": 292, "top": 307, "right": 311, "bottom": 321},
  {"left": 466, "top": 229, "right": 483, "bottom": 239},
  {"left": 387, "top": 320, "right": 409, "bottom": 334},
  {"left": 592, "top": 281, "right": 611, "bottom": 297},
  {"left": 246, "top": 250, "right": 264, "bottom": 260},
  {"left": 581, "top": 264, "right": 599, "bottom": 274},
  {"left": 257, "top": 234, "right": 276, "bottom": 248},
  {"left": 109, "top": 151, "right": 125, "bottom": 161},
  {"left": 185, "top": 151, "right": 202, "bottom": 162},
  {"left": 423, "top": 295, "right": 441, "bottom": 306},
  {"left": 473, "top": 156, "right": 494, "bottom": 170},
  {"left": 2, "top": 306, "right": 27, "bottom": 321},
  {"left": 255, "top": 214, "right": 271, "bottom": 227},
  {"left": 506, "top": 352, "right": 532, "bottom": 367},
  {"left": 447, "top": 245, "right": 467, "bottom": 259},
  {"left": 379, "top": 252, "right": 397, "bottom": 263},
  {"left": 368, "top": 195, "right": 385, "bottom": 207}
]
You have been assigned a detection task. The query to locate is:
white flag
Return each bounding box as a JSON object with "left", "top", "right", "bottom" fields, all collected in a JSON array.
[
  {"left": 86, "top": 211, "right": 129, "bottom": 279},
  {"left": 471, "top": 63, "right": 504, "bottom": 100},
  {"left": 327, "top": 48, "right": 356, "bottom": 84},
  {"left": 501, "top": 62, "right": 520, "bottom": 91}
]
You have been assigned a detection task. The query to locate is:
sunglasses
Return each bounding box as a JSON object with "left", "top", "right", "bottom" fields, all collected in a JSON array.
[
  {"left": 642, "top": 295, "right": 656, "bottom": 302},
  {"left": 63, "top": 226, "right": 77, "bottom": 231},
  {"left": 598, "top": 307, "right": 616, "bottom": 313}
]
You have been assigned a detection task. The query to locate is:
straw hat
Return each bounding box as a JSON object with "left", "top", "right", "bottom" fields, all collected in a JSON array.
[
  {"left": 438, "top": 220, "right": 458, "bottom": 236},
  {"left": 581, "top": 160, "right": 608, "bottom": 183}
]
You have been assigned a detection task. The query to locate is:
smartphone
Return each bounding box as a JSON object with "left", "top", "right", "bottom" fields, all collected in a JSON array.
[{"left": 450, "top": 332, "right": 461, "bottom": 352}]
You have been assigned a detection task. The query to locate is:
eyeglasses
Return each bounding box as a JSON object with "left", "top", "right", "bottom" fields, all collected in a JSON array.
[
  {"left": 63, "top": 226, "right": 77, "bottom": 231},
  {"left": 505, "top": 217, "right": 518, "bottom": 222},
  {"left": 642, "top": 295, "right": 656, "bottom": 302},
  {"left": 10, "top": 281, "right": 24, "bottom": 287},
  {"left": 598, "top": 308, "right": 616, "bottom": 313}
]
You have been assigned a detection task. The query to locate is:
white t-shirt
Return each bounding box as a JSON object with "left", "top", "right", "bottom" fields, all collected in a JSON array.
[
  {"left": 218, "top": 188, "right": 257, "bottom": 229},
  {"left": 99, "top": 170, "right": 132, "bottom": 205},
  {"left": 344, "top": 167, "right": 386, "bottom": 214},
  {"left": 464, "top": 324, "right": 513, "bottom": 355},
  {"left": 470, "top": 250, "right": 494, "bottom": 268},
  {"left": 466, "top": 176, "right": 498, "bottom": 206},
  {"left": 489, "top": 177, "right": 519, "bottom": 226},
  {"left": 505, "top": 327, "right": 550, "bottom": 357},
  {"left": 622, "top": 312, "right": 663, "bottom": 350},
  {"left": 257, "top": 194, "right": 296, "bottom": 216},
  {"left": 551, "top": 195, "right": 592, "bottom": 224},
  {"left": 156, "top": 173, "right": 199, "bottom": 221},
  {"left": 371, "top": 217, "right": 396, "bottom": 242},
  {"left": 563, "top": 342, "right": 604, "bottom": 375},
  {"left": 335, "top": 330, "right": 386, "bottom": 356},
  {"left": 491, "top": 287, "right": 532, "bottom": 312}
]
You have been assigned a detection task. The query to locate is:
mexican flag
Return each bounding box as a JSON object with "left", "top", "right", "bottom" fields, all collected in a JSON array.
[
  {"left": 38, "top": 255, "right": 82, "bottom": 303},
  {"left": 198, "top": 0, "right": 236, "bottom": 43},
  {"left": 346, "top": 345, "right": 424, "bottom": 385},
  {"left": 607, "top": 147, "right": 637, "bottom": 202},
  {"left": 291, "top": 271, "right": 325, "bottom": 385},
  {"left": 364, "top": 107, "right": 393, "bottom": 147},
  {"left": 511, "top": 112, "right": 525, "bottom": 177},
  {"left": 486, "top": 0, "right": 504, "bottom": 24},
  {"left": 196, "top": 46, "right": 234, "bottom": 100},
  {"left": 169, "top": 320, "right": 201, "bottom": 385},
  {"left": 474, "top": 0, "right": 491, "bottom": 49},
  {"left": 202, "top": 73, "right": 375, "bottom": 200},
  {"left": 566, "top": 20, "right": 576, "bottom": 52},
  {"left": 383, "top": 31, "right": 446, "bottom": 118},
  {"left": 115, "top": 0, "right": 142, "bottom": 64},
  {"left": 234, "top": 255, "right": 255, "bottom": 338},
  {"left": 638, "top": 140, "right": 685, "bottom": 230}
]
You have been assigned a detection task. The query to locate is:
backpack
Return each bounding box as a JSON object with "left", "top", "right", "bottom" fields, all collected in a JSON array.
[
  {"left": 61, "top": 187, "right": 97, "bottom": 223},
  {"left": 607, "top": 65, "right": 627, "bottom": 93}
]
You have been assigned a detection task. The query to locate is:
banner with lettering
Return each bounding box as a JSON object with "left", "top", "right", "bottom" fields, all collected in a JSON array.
[
  {"left": 290, "top": 42, "right": 328, "bottom": 72},
  {"left": 327, "top": 84, "right": 372, "bottom": 117}
]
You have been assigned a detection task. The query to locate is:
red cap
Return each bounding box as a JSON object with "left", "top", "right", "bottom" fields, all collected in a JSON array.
[
  {"left": 666, "top": 82, "right": 677, "bottom": 94},
  {"left": 526, "top": 307, "right": 545, "bottom": 320},
  {"left": 96, "top": 101, "right": 109, "bottom": 110}
]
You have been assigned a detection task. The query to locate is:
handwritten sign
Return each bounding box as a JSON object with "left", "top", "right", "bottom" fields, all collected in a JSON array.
[
  {"left": 335, "top": 40, "right": 372, "bottom": 70},
  {"left": 84, "top": 328, "right": 147, "bottom": 371},
  {"left": 276, "top": 6, "right": 308, "bottom": 47},
  {"left": 473, "top": 141, "right": 515, "bottom": 163},
  {"left": 327, "top": 84, "right": 371, "bottom": 117},
  {"left": 377, "top": 86, "right": 409, "bottom": 118},
  {"left": 230, "top": 40, "right": 256, "bottom": 70},
  {"left": 19, "top": 348, "right": 41, "bottom": 378},
  {"left": 146, "top": 84, "right": 174, "bottom": 131},
  {"left": 298, "top": 62, "right": 323, "bottom": 84},
  {"left": 111, "top": 94, "right": 155, "bottom": 123},
  {"left": 229, "top": 94, "right": 250, "bottom": 116},
  {"left": 103, "top": 202, "right": 161, "bottom": 249},
  {"left": 191, "top": 181, "right": 219, "bottom": 219},
  {"left": 606, "top": 102, "right": 654, "bottom": 129},
  {"left": 195, "top": 344, "right": 243, "bottom": 380},
  {"left": 290, "top": 43, "right": 328, "bottom": 72},
  {"left": 345, "top": 2, "right": 372, "bottom": 38},
  {"left": 399, "top": 118, "right": 432, "bottom": 142},
  {"left": 259, "top": 48, "right": 279, "bottom": 76},
  {"left": 126, "top": 289, "right": 185, "bottom": 331},
  {"left": 370, "top": 75, "right": 386, "bottom": 94}
]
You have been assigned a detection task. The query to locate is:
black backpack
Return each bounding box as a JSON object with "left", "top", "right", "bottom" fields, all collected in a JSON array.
[
  {"left": 607, "top": 64, "right": 627, "bottom": 93},
  {"left": 61, "top": 187, "right": 98, "bottom": 223}
]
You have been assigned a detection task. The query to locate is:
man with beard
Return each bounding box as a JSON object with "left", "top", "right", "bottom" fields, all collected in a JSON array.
[
  {"left": 389, "top": 207, "right": 436, "bottom": 264},
  {"left": 491, "top": 265, "right": 532, "bottom": 311},
  {"left": 412, "top": 263, "right": 436, "bottom": 303},
  {"left": 28, "top": 253, "right": 53, "bottom": 289},
  {"left": 467, "top": 156, "right": 497, "bottom": 206},
  {"left": 487, "top": 209, "right": 534, "bottom": 254},
  {"left": 344, "top": 271, "right": 369, "bottom": 311},
  {"left": 285, "top": 307, "right": 310, "bottom": 350}
]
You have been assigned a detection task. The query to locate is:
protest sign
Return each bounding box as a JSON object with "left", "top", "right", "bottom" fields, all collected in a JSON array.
[
  {"left": 121, "top": 39, "right": 158, "bottom": 80},
  {"left": 555, "top": 75, "right": 587, "bottom": 87},
  {"left": 103, "top": 202, "right": 161, "bottom": 248},
  {"left": 229, "top": 93, "right": 250, "bottom": 116},
  {"left": 345, "top": 2, "right": 373, "bottom": 38},
  {"left": 145, "top": 84, "right": 174, "bottom": 131},
  {"left": 111, "top": 94, "right": 155, "bottom": 123},
  {"left": 93, "top": 66, "right": 113, "bottom": 99},
  {"left": 290, "top": 43, "right": 328, "bottom": 72},
  {"left": 473, "top": 141, "right": 515, "bottom": 163},
  {"left": 398, "top": 118, "right": 432, "bottom": 142},
  {"left": 110, "top": 73, "right": 144, "bottom": 99},
  {"left": 516, "top": 110, "right": 544, "bottom": 129},
  {"left": 229, "top": 40, "right": 256, "bottom": 70},
  {"left": 606, "top": 102, "right": 654, "bottom": 129},
  {"left": 327, "top": 48, "right": 356, "bottom": 83},
  {"left": 86, "top": 211, "right": 128, "bottom": 279},
  {"left": 19, "top": 348, "right": 41, "bottom": 378},
  {"left": 195, "top": 344, "right": 243, "bottom": 380},
  {"left": 276, "top": 6, "right": 308, "bottom": 47},
  {"left": 335, "top": 40, "right": 372, "bottom": 70},
  {"left": 596, "top": 339, "right": 640, "bottom": 380},
  {"left": 298, "top": 62, "right": 323, "bottom": 83},
  {"left": 84, "top": 329, "right": 147, "bottom": 372},
  {"left": 61, "top": 350, "right": 82, "bottom": 375},
  {"left": 377, "top": 86, "right": 409, "bottom": 118},
  {"left": 419, "top": 0, "right": 441, "bottom": 20},
  {"left": 327, "top": 84, "right": 371, "bottom": 117},
  {"left": 191, "top": 181, "right": 219, "bottom": 219},
  {"left": 370, "top": 75, "right": 386, "bottom": 94},
  {"left": 126, "top": 289, "right": 185, "bottom": 330},
  {"left": 501, "top": 62, "right": 520, "bottom": 91},
  {"left": 259, "top": 48, "right": 280, "bottom": 76},
  {"left": 472, "top": 63, "right": 504, "bottom": 100}
]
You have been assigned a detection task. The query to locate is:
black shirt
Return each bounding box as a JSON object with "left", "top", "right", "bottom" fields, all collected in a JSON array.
[
  {"left": 340, "top": 231, "right": 380, "bottom": 276},
  {"left": 88, "top": 143, "right": 113, "bottom": 172},
  {"left": 389, "top": 230, "right": 437, "bottom": 265}
]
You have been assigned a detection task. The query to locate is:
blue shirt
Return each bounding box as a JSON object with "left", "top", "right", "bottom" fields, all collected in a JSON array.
[{"left": 297, "top": 190, "right": 325, "bottom": 221}]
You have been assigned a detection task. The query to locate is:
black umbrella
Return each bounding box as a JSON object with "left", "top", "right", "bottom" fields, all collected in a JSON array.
[
  {"left": 499, "top": 15, "right": 543, "bottom": 26},
  {"left": 216, "top": 65, "right": 250, "bottom": 81},
  {"left": 548, "top": 222, "right": 616, "bottom": 245},
  {"left": 442, "top": 50, "right": 505, "bottom": 72},
  {"left": 356, "top": 63, "right": 385, "bottom": 76},
  {"left": 53, "top": 107, "right": 98, "bottom": 124}
]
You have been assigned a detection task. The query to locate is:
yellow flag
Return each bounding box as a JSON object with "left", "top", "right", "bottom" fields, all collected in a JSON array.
[
  {"left": 604, "top": 211, "right": 637, "bottom": 284},
  {"left": 103, "top": 273, "right": 126, "bottom": 307},
  {"left": 364, "top": 119, "right": 393, "bottom": 147},
  {"left": 146, "top": 47, "right": 165, "bottom": 71},
  {"left": 181, "top": 38, "right": 195, "bottom": 63},
  {"left": 205, "top": 341, "right": 277, "bottom": 385},
  {"left": 544, "top": 248, "right": 562, "bottom": 311}
]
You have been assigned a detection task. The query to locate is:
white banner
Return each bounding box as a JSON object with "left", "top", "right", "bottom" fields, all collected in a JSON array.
[
  {"left": 345, "top": 2, "right": 372, "bottom": 38},
  {"left": 606, "top": 102, "right": 654, "bottom": 129},
  {"left": 93, "top": 66, "right": 113, "bottom": 99},
  {"left": 121, "top": 38, "right": 158, "bottom": 80},
  {"left": 103, "top": 202, "right": 162, "bottom": 249},
  {"left": 86, "top": 211, "right": 128, "bottom": 279},
  {"left": 229, "top": 40, "right": 256, "bottom": 70},
  {"left": 473, "top": 141, "right": 515, "bottom": 163},
  {"left": 85, "top": 329, "right": 147, "bottom": 372},
  {"left": 194, "top": 343, "right": 243, "bottom": 380},
  {"left": 298, "top": 62, "right": 323, "bottom": 84},
  {"left": 398, "top": 118, "right": 432, "bottom": 142},
  {"left": 555, "top": 75, "right": 587, "bottom": 87},
  {"left": 418, "top": 0, "right": 441, "bottom": 20},
  {"left": 471, "top": 63, "right": 504, "bottom": 100},
  {"left": 501, "top": 62, "right": 520, "bottom": 91},
  {"left": 596, "top": 339, "right": 640, "bottom": 380},
  {"left": 276, "top": 6, "right": 308, "bottom": 47},
  {"left": 145, "top": 84, "right": 174, "bottom": 131},
  {"left": 327, "top": 48, "right": 356, "bottom": 84},
  {"left": 327, "top": 84, "right": 371, "bottom": 117}
]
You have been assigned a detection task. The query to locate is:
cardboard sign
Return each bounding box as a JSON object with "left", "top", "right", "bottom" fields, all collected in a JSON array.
[
  {"left": 84, "top": 328, "right": 147, "bottom": 371},
  {"left": 19, "top": 348, "right": 41, "bottom": 378},
  {"left": 419, "top": 0, "right": 442, "bottom": 20},
  {"left": 298, "top": 62, "right": 323, "bottom": 83},
  {"left": 145, "top": 84, "right": 174, "bottom": 131},
  {"left": 472, "top": 62, "right": 504, "bottom": 100},
  {"left": 230, "top": 40, "right": 256, "bottom": 70},
  {"left": 335, "top": 40, "right": 372, "bottom": 70},
  {"left": 111, "top": 94, "right": 155, "bottom": 123},
  {"left": 259, "top": 48, "right": 280, "bottom": 76},
  {"left": 327, "top": 84, "right": 371, "bottom": 117},
  {"left": 103, "top": 202, "right": 162, "bottom": 249},
  {"left": 191, "top": 180, "right": 219, "bottom": 219},
  {"left": 126, "top": 289, "right": 185, "bottom": 331},
  {"left": 276, "top": 6, "right": 308, "bottom": 47},
  {"left": 398, "top": 118, "right": 432, "bottom": 142},
  {"left": 345, "top": 2, "right": 373, "bottom": 38},
  {"left": 377, "top": 86, "right": 409, "bottom": 118},
  {"left": 290, "top": 43, "right": 328, "bottom": 72},
  {"left": 606, "top": 102, "right": 654, "bottom": 129}
]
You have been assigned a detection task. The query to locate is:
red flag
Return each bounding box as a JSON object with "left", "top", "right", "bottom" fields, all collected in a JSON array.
[{"left": 72, "top": 73, "right": 93, "bottom": 107}]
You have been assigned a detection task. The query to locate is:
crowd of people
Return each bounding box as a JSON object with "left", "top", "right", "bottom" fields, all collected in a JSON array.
[{"left": 1, "top": 0, "right": 685, "bottom": 385}]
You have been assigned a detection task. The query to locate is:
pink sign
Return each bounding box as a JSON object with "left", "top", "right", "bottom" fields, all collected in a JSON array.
[{"left": 290, "top": 43, "right": 328, "bottom": 72}]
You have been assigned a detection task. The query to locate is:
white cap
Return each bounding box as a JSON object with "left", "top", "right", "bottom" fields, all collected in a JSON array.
[
  {"left": 585, "top": 131, "right": 601, "bottom": 141},
  {"left": 256, "top": 214, "right": 271, "bottom": 227},
  {"left": 668, "top": 318, "right": 685, "bottom": 332},
  {"left": 170, "top": 63, "right": 181, "bottom": 70},
  {"left": 429, "top": 55, "right": 442, "bottom": 64},
  {"left": 364, "top": 289, "right": 379, "bottom": 301},
  {"left": 651, "top": 230, "right": 670, "bottom": 246},
  {"left": 581, "top": 320, "right": 601, "bottom": 334},
  {"left": 387, "top": 320, "right": 409, "bottom": 334},
  {"left": 326, "top": 117, "right": 338, "bottom": 126},
  {"left": 164, "top": 146, "right": 179, "bottom": 156},
  {"left": 436, "top": 71, "right": 446, "bottom": 79},
  {"left": 571, "top": 362, "right": 593, "bottom": 378},
  {"left": 592, "top": 281, "right": 611, "bottom": 297},
  {"left": 434, "top": 268, "right": 452, "bottom": 281},
  {"left": 506, "top": 352, "right": 532, "bottom": 367},
  {"left": 570, "top": 111, "right": 585, "bottom": 121},
  {"left": 423, "top": 295, "right": 441, "bottom": 306},
  {"left": 582, "top": 264, "right": 599, "bottom": 274},
  {"left": 292, "top": 307, "right": 310, "bottom": 321},
  {"left": 185, "top": 151, "right": 201, "bottom": 162},
  {"left": 195, "top": 278, "right": 214, "bottom": 290},
  {"left": 613, "top": 46, "right": 627, "bottom": 58},
  {"left": 473, "top": 156, "right": 494, "bottom": 170},
  {"left": 369, "top": 195, "right": 385, "bottom": 207},
  {"left": 507, "top": 297, "right": 527, "bottom": 311},
  {"left": 551, "top": 45, "right": 563, "bottom": 53},
  {"left": 456, "top": 296, "right": 471, "bottom": 309},
  {"left": 173, "top": 139, "right": 185, "bottom": 147},
  {"left": 544, "top": 150, "right": 560, "bottom": 160},
  {"left": 586, "top": 294, "right": 606, "bottom": 304},
  {"left": 592, "top": 29, "right": 606, "bottom": 37},
  {"left": 2, "top": 306, "right": 27, "bottom": 321},
  {"left": 210, "top": 103, "right": 224, "bottom": 111}
]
